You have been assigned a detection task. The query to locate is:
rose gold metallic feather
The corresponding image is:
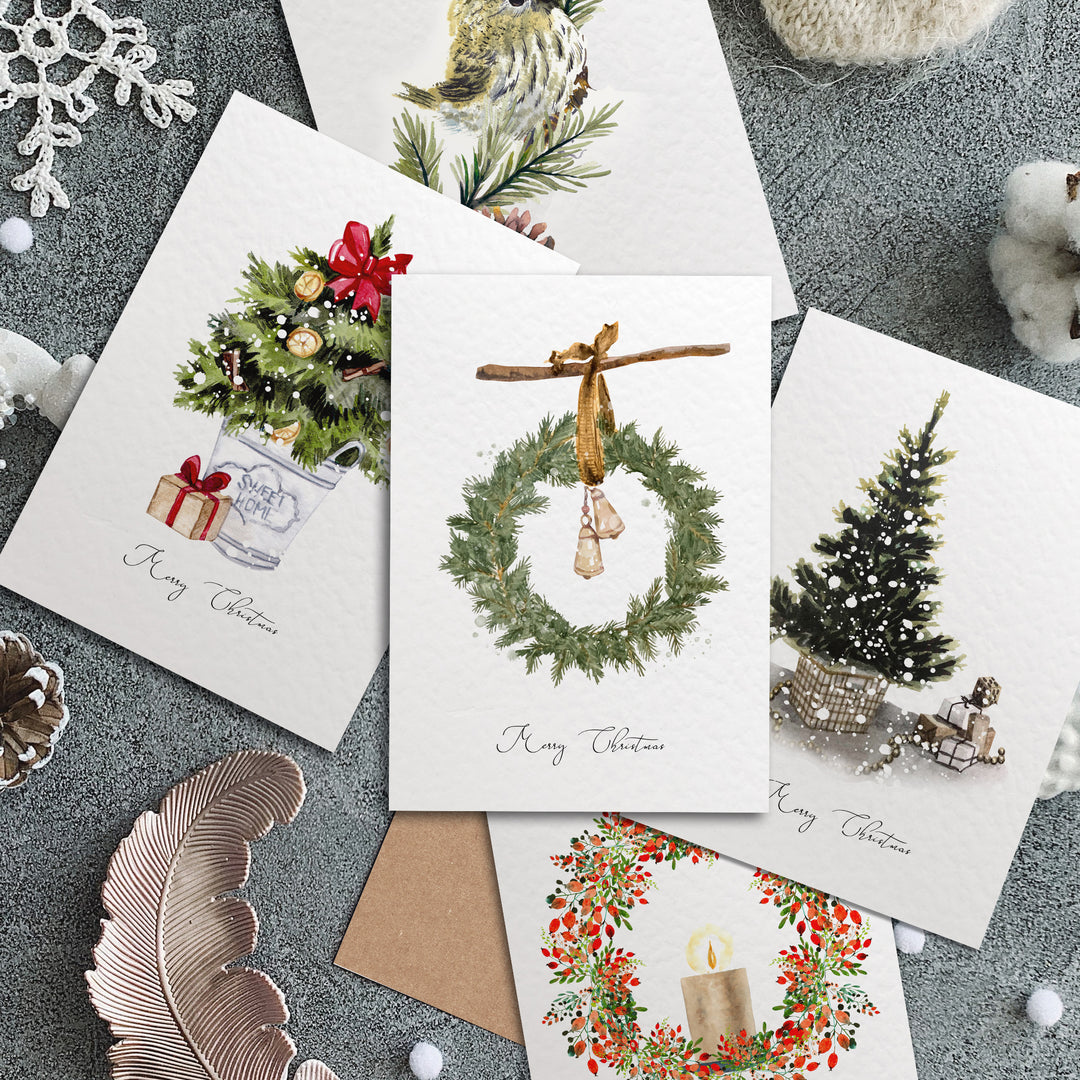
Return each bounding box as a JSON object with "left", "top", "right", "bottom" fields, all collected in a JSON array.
[{"left": 85, "top": 750, "right": 323, "bottom": 1080}]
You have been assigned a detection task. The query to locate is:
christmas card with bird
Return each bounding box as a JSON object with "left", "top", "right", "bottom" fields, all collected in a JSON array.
[
  {"left": 279, "top": 0, "right": 796, "bottom": 318},
  {"left": 388, "top": 274, "right": 772, "bottom": 811},
  {"left": 641, "top": 309, "right": 1080, "bottom": 947},
  {"left": 0, "top": 93, "right": 576, "bottom": 751},
  {"left": 487, "top": 811, "right": 917, "bottom": 1080}
]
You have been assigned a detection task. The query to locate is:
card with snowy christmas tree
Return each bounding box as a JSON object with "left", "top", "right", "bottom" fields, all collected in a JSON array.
[
  {"left": 388, "top": 275, "right": 771, "bottom": 810},
  {"left": 0, "top": 93, "right": 576, "bottom": 751},
  {"left": 278, "top": 0, "right": 796, "bottom": 318},
  {"left": 640, "top": 308, "right": 1080, "bottom": 947},
  {"left": 487, "top": 812, "right": 918, "bottom": 1080}
]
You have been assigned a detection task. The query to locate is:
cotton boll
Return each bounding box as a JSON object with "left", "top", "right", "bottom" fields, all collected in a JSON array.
[
  {"left": 1002, "top": 162, "right": 1079, "bottom": 248},
  {"left": 0, "top": 216, "right": 33, "bottom": 253},
  {"left": 893, "top": 921, "right": 925, "bottom": 955},
  {"left": 1026, "top": 987, "right": 1064, "bottom": 1027},
  {"left": 38, "top": 353, "right": 94, "bottom": 428},
  {"left": 990, "top": 233, "right": 1080, "bottom": 364},
  {"left": 409, "top": 1042, "right": 444, "bottom": 1080},
  {"left": 0, "top": 327, "right": 60, "bottom": 398}
]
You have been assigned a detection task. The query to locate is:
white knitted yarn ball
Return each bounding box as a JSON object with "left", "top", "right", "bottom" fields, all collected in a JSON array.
[
  {"left": 760, "top": 0, "right": 1012, "bottom": 65},
  {"left": 1026, "top": 988, "right": 1064, "bottom": 1027}
]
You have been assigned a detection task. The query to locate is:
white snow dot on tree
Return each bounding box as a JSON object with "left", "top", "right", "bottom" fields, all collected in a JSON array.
[
  {"left": 193, "top": 372, "right": 205, "bottom": 385},
  {"left": 828, "top": 575, "right": 841, "bottom": 588},
  {"left": 845, "top": 597, "right": 857, "bottom": 608}
]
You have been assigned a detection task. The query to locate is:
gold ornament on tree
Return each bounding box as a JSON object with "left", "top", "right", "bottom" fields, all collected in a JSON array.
[
  {"left": 476, "top": 323, "right": 729, "bottom": 580},
  {"left": 286, "top": 327, "right": 322, "bottom": 359},
  {"left": 0, "top": 630, "right": 68, "bottom": 790},
  {"left": 293, "top": 270, "right": 326, "bottom": 303},
  {"left": 271, "top": 420, "right": 301, "bottom": 446}
]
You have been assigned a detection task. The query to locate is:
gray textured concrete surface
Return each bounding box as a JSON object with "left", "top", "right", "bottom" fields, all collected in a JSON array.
[{"left": 0, "top": 1, "right": 1078, "bottom": 1077}]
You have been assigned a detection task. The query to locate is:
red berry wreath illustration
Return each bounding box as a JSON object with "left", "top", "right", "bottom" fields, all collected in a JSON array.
[{"left": 542, "top": 815, "right": 878, "bottom": 1078}]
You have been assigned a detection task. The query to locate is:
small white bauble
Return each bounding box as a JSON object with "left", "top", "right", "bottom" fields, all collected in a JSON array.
[
  {"left": 0, "top": 328, "right": 60, "bottom": 398},
  {"left": 0, "top": 216, "right": 33, "bottom": 253},
  {"left": 893, "top": 921, "right": 925, "bottom": 955},
  {"left": 409, "top": 1040, "right": 444, "bottom": 1080},
  {"left": 1026, "top": 987, "right": 1064, "bottom": 1027}
]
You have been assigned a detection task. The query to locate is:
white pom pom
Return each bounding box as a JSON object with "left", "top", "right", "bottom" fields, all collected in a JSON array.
[
  {"left": 1026, "top": 987, "right": 1064, "bottom": 1027},
  {"left": 38, "top": 353, "right": 94, "bottom": 428},
  {"left": 409, "top": 1041, "right": 444, "bottom": 1080},
  {"left": 0, "top": 217, "right": 34, "bottom": 253},
  {"left": 1002, "top": 162, "right": 1078, "bottom": 248},
  {"left": 893, "top": 921, "right": 925, "bottom": 955}
]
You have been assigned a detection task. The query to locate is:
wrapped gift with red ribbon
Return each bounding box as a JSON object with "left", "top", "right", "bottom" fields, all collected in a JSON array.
[
  {"left": 326, "top": 220, "right": 412, "bottom": 323},
  {"left": 146, "top": 456, "right": 233, "bottom": 542}
]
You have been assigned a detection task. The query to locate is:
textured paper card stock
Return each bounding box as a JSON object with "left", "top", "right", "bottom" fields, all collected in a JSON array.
[
  {"left": 0, "top": 93, "right": 575, "bottom": 751},
  {"left": 488, "top": 812, "right": 917, "bottom": 1080},
  {"left": 388, "top": 275, "right": 772, "bottom": 811},
  {"left": 335, "top": 812, "right": 524, "bottom": 1043},
  {"left": 279, "top": 0, "right": 796, "bottom": 318},
  {"left": 643, "top": 309, "right": 1080, "bottom": 947}
]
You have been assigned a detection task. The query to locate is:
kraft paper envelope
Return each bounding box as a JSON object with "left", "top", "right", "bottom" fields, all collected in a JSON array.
[{"left": 335, "top": 812, "right": 524, "bottom": 1043}]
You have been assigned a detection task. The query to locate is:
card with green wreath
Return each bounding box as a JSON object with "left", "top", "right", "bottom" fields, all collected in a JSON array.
[
  {"left": 278, "top": 0, "right": 796, "bottom": 318},
  {"left": 0, "top": 94, "right": 575, "bottom": 751},
  {"left": 388, "top": 275, "right": 771, "bottom": 810},
  {"left": 487, "top": 812, "right": 917, "bottom": 1080},
  {"left": 641, "top": 309, "right": 1080, "bottom": 947}
]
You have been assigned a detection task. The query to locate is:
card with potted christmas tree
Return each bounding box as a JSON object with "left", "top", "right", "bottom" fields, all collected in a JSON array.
[
  {"left": 0, "top": 93, "right": 576, "bottom": 751},
  {"left": 641, "top": 309, "right": 1080, "bottom": 948},
  {"left": 387, "top": 275, "right": 771, "bottom": 811}
]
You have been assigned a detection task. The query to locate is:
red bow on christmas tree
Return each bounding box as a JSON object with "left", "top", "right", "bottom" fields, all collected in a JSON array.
[{"left": 326, "top": 221, "right": 412, "bottom": 322}]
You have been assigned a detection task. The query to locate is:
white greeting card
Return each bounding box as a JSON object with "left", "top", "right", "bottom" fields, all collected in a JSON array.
[
  {"left": 279, "top": 0, "right": 796, "bottom": 318},
  {"left": 643, "top": 309, "right": 1080, "bottom": 947},
  {"left": 488, "top": 812, "right": 917, "bottom": 1080},
  {"left": 388, "top": 275, "right": 771, "bottom": 810},
  {"left": 0, "top": 94, "right": 575, "bottom": 751}
]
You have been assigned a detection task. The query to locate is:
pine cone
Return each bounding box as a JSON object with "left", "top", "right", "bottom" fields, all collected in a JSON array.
[
  {"left": 480, "top": 207, "right": 556, "bottom": 250},
  {"left": 0, "top": 631, "right": 68, "bottom": 790}
]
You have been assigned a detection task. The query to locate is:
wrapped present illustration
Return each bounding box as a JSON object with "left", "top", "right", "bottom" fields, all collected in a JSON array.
[
  {"left": 915, "top": 712, "right": 956, "bottom": 747},
  {"left": 972, "top": 675, "right": 1001, "bottom": 710},
  {"left": 936, "top": 734, "right": 977, "bottom": 773},
  {"left": 147, "top": 456, "right": 232, "bottom": 542},
  {"left": 936, "top": 695, "right": 981, "bottom": 730}
]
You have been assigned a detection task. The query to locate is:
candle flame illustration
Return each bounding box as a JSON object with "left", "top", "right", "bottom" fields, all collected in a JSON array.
[{"left": 686, "top": 924, "right": 734, "bottom": 974}]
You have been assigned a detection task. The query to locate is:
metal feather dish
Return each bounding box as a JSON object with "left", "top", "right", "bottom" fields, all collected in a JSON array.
[{"left": 86, "top": 750, "right": 340, "bottom": 1080}]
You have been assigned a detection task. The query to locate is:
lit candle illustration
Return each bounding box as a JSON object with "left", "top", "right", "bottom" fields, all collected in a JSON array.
[{"left": 680, "top": 924, "right": 755, "bottom": 1057}]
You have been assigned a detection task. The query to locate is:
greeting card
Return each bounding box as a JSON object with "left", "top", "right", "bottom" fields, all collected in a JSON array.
[
  {"left": 0, "top": 93, "right": 575, "bottom": 751},
  {"left": 643, "top": 309, "right": 1080, "bottom": 946},
  {"left": 388, "top": 275, "right": 771, "bottom": 810},
  {"left": 487, "top": 812, "right": 917, "bottom": 1080},
  {"left": 279, "top": 0, "right": 796, "bottom": 317}
]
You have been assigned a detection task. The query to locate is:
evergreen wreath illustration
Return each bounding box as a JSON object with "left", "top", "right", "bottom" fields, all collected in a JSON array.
[
  {"left": 440, "top": 324, "right": 729, "bottom": 684},
  {"left": 390, "top": 0, "right": 621, "bottom": 249},
  {"left": 542, "top": 815, "right": 878, "bottom": 1079}
]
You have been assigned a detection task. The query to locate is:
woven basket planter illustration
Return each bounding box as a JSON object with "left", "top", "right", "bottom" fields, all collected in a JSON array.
[{"left": 790, "top": 651, "right": 889, "bottom": 733}]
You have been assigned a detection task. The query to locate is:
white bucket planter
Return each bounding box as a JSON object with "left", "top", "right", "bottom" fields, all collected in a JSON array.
[{"left": 207, "top": 424, "right": 361, "bottom": 570}]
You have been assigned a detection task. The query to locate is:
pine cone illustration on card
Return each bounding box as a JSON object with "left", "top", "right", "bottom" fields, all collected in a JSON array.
[
  {"left": 398, "top": 0, "right": 588, "bottom": 139},
  {"left": 0, "top": 631, "right": 69, "bottom": 790}
]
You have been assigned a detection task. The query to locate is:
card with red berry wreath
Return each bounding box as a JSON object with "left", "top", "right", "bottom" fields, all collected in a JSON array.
[
  {"left": 0, "top": 93, "right": 575, "bottom": 751},
  {"left": 487, "top": 812, "right": 917, "bottom": 1080}
]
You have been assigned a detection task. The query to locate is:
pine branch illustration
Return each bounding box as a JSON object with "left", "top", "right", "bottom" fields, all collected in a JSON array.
[
  {"left": 390, "top": 112, "right": 445, "bottom": 193},
  {"left": 458, "top": 103, "right": 622, "bottom": 210},
  {"left": 562, "top": 0, "right": 606, "bottom": 28}
]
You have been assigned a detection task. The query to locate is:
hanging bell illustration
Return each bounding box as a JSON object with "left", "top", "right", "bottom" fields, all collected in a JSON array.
[
  {"left": 574, "top": 520, "right": 605, "bottom": 579},
  {"left": 589, "top": 486, "right": 625, "bottom": 539}
]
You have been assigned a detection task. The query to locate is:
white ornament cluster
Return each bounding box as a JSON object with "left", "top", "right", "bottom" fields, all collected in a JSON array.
[
  {"left": 0, "top": 328, "right": 94, "bottom": 431},
  {"left": 0, "top": 0, "right": 197, "bottom": 217},
  {"left": 990, "top": 161, "right": 1080, "bottom": 364}
]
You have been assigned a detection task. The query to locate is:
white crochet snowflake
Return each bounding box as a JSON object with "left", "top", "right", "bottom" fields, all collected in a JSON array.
[{"left": 0, "top": 0, "right": 196, "bottom": 217}]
